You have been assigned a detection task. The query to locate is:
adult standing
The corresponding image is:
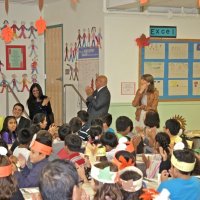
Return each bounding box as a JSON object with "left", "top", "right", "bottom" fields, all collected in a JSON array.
[
  {"left": 85, "top": 75, "right": 111, "bottom": 123},
  {"left": 132, "top": 74, "right": 159, "bottom": 130},
  {"left": 27, "top": 83, "right": 54, "bottom": 129}
]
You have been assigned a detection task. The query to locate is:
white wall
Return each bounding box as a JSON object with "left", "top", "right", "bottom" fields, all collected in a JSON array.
[
  {"left": 0, "top": 3, "right": 44, "bottom": 117},
  {"left": 104, "top": 13, "right": 200, "bottom": 129}
]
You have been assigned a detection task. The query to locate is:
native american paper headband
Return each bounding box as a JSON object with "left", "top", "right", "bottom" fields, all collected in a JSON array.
[
  {"left": 0, "top": 147, "right": 12, "bottom": 177},
  {"left": 171, "top": 153, "right": 195, "bottom": 172},
  {"left": 96, "top": 146, "right": 106, "bottom": 157},
  {"left": 91, "top": 164, "right": 118, "bottom": 184},
  {"left": 31, "top": 141, "right": 52, "bottom": 155},
  {"left": 113, "top": 154, "right": 134, "bottom": 170},
  {"left": 119, "top": 166, "right": 143, "bottom": 192}
]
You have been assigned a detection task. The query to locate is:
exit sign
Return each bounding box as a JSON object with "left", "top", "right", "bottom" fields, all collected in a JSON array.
[{"left": 150, "top": 26, "right": 177, "bottom": 38}]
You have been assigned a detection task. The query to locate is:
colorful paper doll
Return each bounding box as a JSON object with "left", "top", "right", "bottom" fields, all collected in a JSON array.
[
  {"left": 11, "top": 21, "right": 19, "bottom": 39},
  {"left": 10, "top": 74, "right": 20, "bottom": 92},
  {"left": 0, "top": 73, "right": 9, "bottom": 93},
  {"left": 77, "top": 29, "right": 82, "bottom": 48},
  {"left": 1, "top": 20, "right": 9, "bottom": 30},
  {"left": 69, "top": 43, "right": 74, "bottom": 62},
  {"left": 91, "top": 27, "right": 96, "bottom": 47},
  {"left": 73, "top": 42, "right": 78, "bottom": 61},
  {"left": 74, "top": 62, "right": 79, "bottom": 81},
  {"left": 82, "top": 28, "right": 87, "bottom": 47},
  {"left": 31, "top": 74, "right": 38, "bottom": 83},
  {"left": 67, "top": 64, "right": 74, "bottom": 80},
  {"left": 21, "top": 74, "right": 31, "bottom": 92},
  {"left": 64, "top": 42, "right": 69, "bottom": 62},
  {"left": 31, "top": 56, "right": 39, "bottom": 74},
  {"left": 28, "top": 22, "right": 37, "bottom": 39},
  {"left": 29, "top": 39, "right": 38, "bottom": 57},
  {"left": 0, "top": 60, "right": 4, "bottom": 74},
  {"left": 87, "top": 28, "right": 90, "bottom": 47},
  {"left": 18, "top": 21, "right": 27, "bottom": 39},
  {"left": 96, "top": 28, "right": 103, "bottom": 48}
]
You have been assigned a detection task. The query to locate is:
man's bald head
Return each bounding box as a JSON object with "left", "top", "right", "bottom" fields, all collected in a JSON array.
[{"left": 95, "top": 75, "right": 108, "bottom": 89}]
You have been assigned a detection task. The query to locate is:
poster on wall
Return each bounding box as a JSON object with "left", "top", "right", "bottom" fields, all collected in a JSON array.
[{"left": 6, "top": 45, "right": 26, "bottom": 70}]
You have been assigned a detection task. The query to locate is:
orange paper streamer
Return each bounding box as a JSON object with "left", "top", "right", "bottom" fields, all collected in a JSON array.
[
  {"left": 38, "top": 0, "right": 44, "bottom": 12},
  {"left": 31, "top": 141, "right": 52, "bottom": 155},
  {"left": 5, "top": 0, "right": 9, "bottom": 14},
  {"left": 0, "top": 165, "right": 12, "bottom": 177},
  {"left": 35, "top": 17, "right": 46, "bottom": 35}
]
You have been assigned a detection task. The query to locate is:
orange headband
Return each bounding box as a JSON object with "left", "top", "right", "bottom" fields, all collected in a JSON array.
[
  {"left": 31, "top": 141, "right": 52, "bottom": 155},
  {"left": 0, "top": 165, "right": 12, "bottom": 177}
]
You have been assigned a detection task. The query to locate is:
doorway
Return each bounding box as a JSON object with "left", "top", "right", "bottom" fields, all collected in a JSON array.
[{"left": 45, "top": 25, "right": 63, "bottom": 126}]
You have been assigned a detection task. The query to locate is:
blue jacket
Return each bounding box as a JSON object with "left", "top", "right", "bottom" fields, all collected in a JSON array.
[{"left": 15, "top": 158, "right": 48, "bottom": 188}]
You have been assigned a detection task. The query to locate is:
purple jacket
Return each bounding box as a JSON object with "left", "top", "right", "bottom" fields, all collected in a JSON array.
[
  {"left": 1, "top": 131, "right": 16, "bottom": 144},
  {"left": 14, "top": 158, "right": 48, "bottom": 188}
]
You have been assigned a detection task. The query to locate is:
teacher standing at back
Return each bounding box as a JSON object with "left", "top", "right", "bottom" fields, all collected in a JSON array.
[
  {"left": 132, "top": 74, "right": 159, "bottom": 130},
  {"left": 85, "top": 75, "right": 111, "bottom": 123}
]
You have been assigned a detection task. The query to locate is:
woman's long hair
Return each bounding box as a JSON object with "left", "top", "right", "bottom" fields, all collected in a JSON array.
[{"left": 141, "top": 74, "right": 155, "bottom": 93}]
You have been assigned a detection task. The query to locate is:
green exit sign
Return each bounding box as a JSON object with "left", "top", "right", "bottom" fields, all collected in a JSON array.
[{"left": 150, "top": 26, "right": 177, "bottom": 38}]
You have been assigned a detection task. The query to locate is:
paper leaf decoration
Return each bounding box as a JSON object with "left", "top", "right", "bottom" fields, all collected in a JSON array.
[
  {"left": 1, "top": 26, "right": 14, "bottom": 43},
  {"left": 140, "top": 189, "right": 159, "bottom": 200},
  {"left": 35, "top": 16, "right": 46, "bottom": 35},
  {"left": 71, "top": 0, "right": 78, "bottom": 5},
  {"left": 98, "top": 166, "right": 114, "bottom": 181},
  {"left": 5, "top": 0, "right": 9, "bottom": 14},
  {"left": 38, "top": 0, "right": 44, "bottom": 12},
  {"left": 136, "top": 34, "right": 150, "bottom": 48},
  {"left": 140, "top": 0, "right": 149, "bottom": 5}
]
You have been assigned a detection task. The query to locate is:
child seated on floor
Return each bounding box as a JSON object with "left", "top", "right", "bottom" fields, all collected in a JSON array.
[
  {"left": 101, "top": 113, "right": 115, "bottom": 134},
  {"left": 157, "top": 144, "right": 200, "bottom": 200},
  {"left": 69, "top": 117, "right": 82, "bottom": 134},
  {"left": 0, "top": 148, "right": 24, "bottom": 200},
  {"left": 91, "top": 161, "right": 123, "bottom": 200},
  {"left": 14, "top": 130, "right": 53, "bottom": 188},
  {"left": 13, "top": 128, "right": 33, "bottom": 162},
  {"left": 57, "top": 134, "right": 85, "bottom": 167},
  {"left": 116, "top": 116, "right": 131, "bottom": 140}
]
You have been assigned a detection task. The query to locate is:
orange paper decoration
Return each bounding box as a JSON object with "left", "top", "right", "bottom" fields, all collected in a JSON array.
[
  {"left": 136, "top": 34, "right": 150, "bottom": 48},
  {"left": 71, "top": 0, "right": 78, "bottom": 5},
  {"left": 38, "top": 0, "right": 44, "bottom": 12},
  {"left": 140, "top": 189, "right": 159, "bottom": 200},
  {"left": 5, "top": 0, "right": 9, "bottom": 14},
  {"left": 35, "top": 16, "right": 46, "bottom": 35},
  {"left": 140, "top": 0, "right": 149, "bottom": 5},
  {"left": 1, "top": 26, "right": 14, "bottom": 43}
]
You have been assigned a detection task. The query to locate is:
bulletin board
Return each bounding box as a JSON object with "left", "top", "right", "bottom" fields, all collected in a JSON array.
[{"left": 139, "top": 39, "right": 200, "bottom": 101}]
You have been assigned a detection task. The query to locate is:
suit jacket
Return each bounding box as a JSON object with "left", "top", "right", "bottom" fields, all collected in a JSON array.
[
  {"left": 86, "top": 86, "right": 111, "bottom": 122},
  {"left": 16, "top": 116, "right": 31, "bottom": 134}
]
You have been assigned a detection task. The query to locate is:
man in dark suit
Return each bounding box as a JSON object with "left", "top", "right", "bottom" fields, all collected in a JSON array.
[
  {"left": 85, "top": 75, "right": 111, "bottom": 123},
  {"left": 12, "top": 103, "right": 31, "bottom": 133},
  {"left": 11, "top": 103, "right": 31, "bottom": 152}
]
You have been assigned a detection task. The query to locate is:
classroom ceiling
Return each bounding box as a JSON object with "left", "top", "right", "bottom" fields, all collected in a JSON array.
[{"left": 106, "top": 0, "right": 200, "bottom": 15}]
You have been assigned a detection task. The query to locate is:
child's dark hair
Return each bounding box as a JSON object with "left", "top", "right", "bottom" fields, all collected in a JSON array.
[
  {"left": 88, "top": 125, "right": 102, "bottom": 144},
  {"left": 29, "top": 124, "right": 41, "bottom": 135},
  {"left": 155, "top": 132, "right": 170, "bottom": 154},
  {"left": 116, "top": 116, "right": 131, "bottom": 132},
  {"left": 58, "top": 123, "right": 72, "bottom": 141},
  {"left": 173, "top": 149, "right": 196, "bottom": 175},
  {"left": 69, "top": 117, "right": 82, "bottom": 133},
  {"left": 144, "top": 110, "right": 160, "bottom": 128},
  {"left": 36, "top": 130, "right": 53, "bottom": 147},
  {"left": 100, "top": 132, "right": 118, "bottom": 148},
  {"left": 91, "top": 118, "right": 103, "bottom": 127},
  {"left": 18, "top": 128, "right": 33, "bottom": 145},
  {"left": 0, "top": 155, "right": 17, "bottom": 199},
  {"left": 77, "top": 110, "right": 89, "bottom": 123},
  {"left": 120, "top": 170, "right": 142, "bottom": 200},
  {"left": 65, "top": 134, "right": 82, "bottom": 152},
  {"left": 165, "top": 119, "right": 180, "bottom": 136},
  {"left": 102, "top": 113, "right": 112, "bottom": 127},
  {"left": 32, "top": 113, "right": 46, "bottom": 125}
]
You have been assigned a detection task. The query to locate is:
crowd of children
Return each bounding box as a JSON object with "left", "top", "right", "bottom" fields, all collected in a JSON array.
[{"left": 0, "top": 108, "right": 200, "bottom": 200}]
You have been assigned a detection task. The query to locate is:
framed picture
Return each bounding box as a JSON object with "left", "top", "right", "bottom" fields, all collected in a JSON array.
[
  {"left": 6, "top": 45, "right": 26, "bottom": 70},
  {"left": 121, "top": 82, "right": 136, "bottom": 95}
]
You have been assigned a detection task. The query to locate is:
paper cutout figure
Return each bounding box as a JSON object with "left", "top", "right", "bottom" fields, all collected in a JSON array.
[
  {"left": 96, "top": 28, "right": 102, "bottom": 48},
  {"left": 64, "top": 42, "right": 69, "bottom": 62},
  {"left": 0, "top": 74, "right": 9, "bottom": 93},
  {"left": 87, "top": 28, "right": 91, "bottom": 47},
  {"left": 11, "top": 21, "right": 19, "bottom": 39},
  {"left": 69, "top": 43, "right": 74, "bottom": 62},
  {"left": 77, "top": 29, "right": 82, "bottom": 48},
  {"left": 10, "top": 74, "right": 20, "bottom": 92},
  {"left": 31, "top": 74, "right": 38, "bottom": 83},
  {"left": 31, "top": 56, "right": 39, "bottom": 74},
  {"left": 67, "top": 64, "right": 74, "bottom": 80},
  {"left": 35, "top": 16, "right": 46, "bottom": 35},
  {"left": 0, "top": 60, "right": 4, "bottom": 74},
  {"left": 18, "top": 21, "right": 27, "bottom": 39},
  {"left": 1, "top": 20, "right": 9, "bottom": 30},
  {"left": 29, "top": 39, "right": 38, "bottom": 57},
  {"left": 97, "top": 167, "right": 114, "bottom": 181},
  {"left": 91, "top": 27, "right": 96, "bottom": 47},
  {"left": 21, "top": 74, "right": 30, "bottom": 92},
  {"left": 74, "top": 62, "right": 79, "bottom": 81},
  {"left": 73, "top": 42, "right": 78, "bottom": 61},
  {"left": 82, "top": 28, "right": 87, "bottom": 47},
  {"left": 28, "top": 22, "right": 37, "bottom": 39}
]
